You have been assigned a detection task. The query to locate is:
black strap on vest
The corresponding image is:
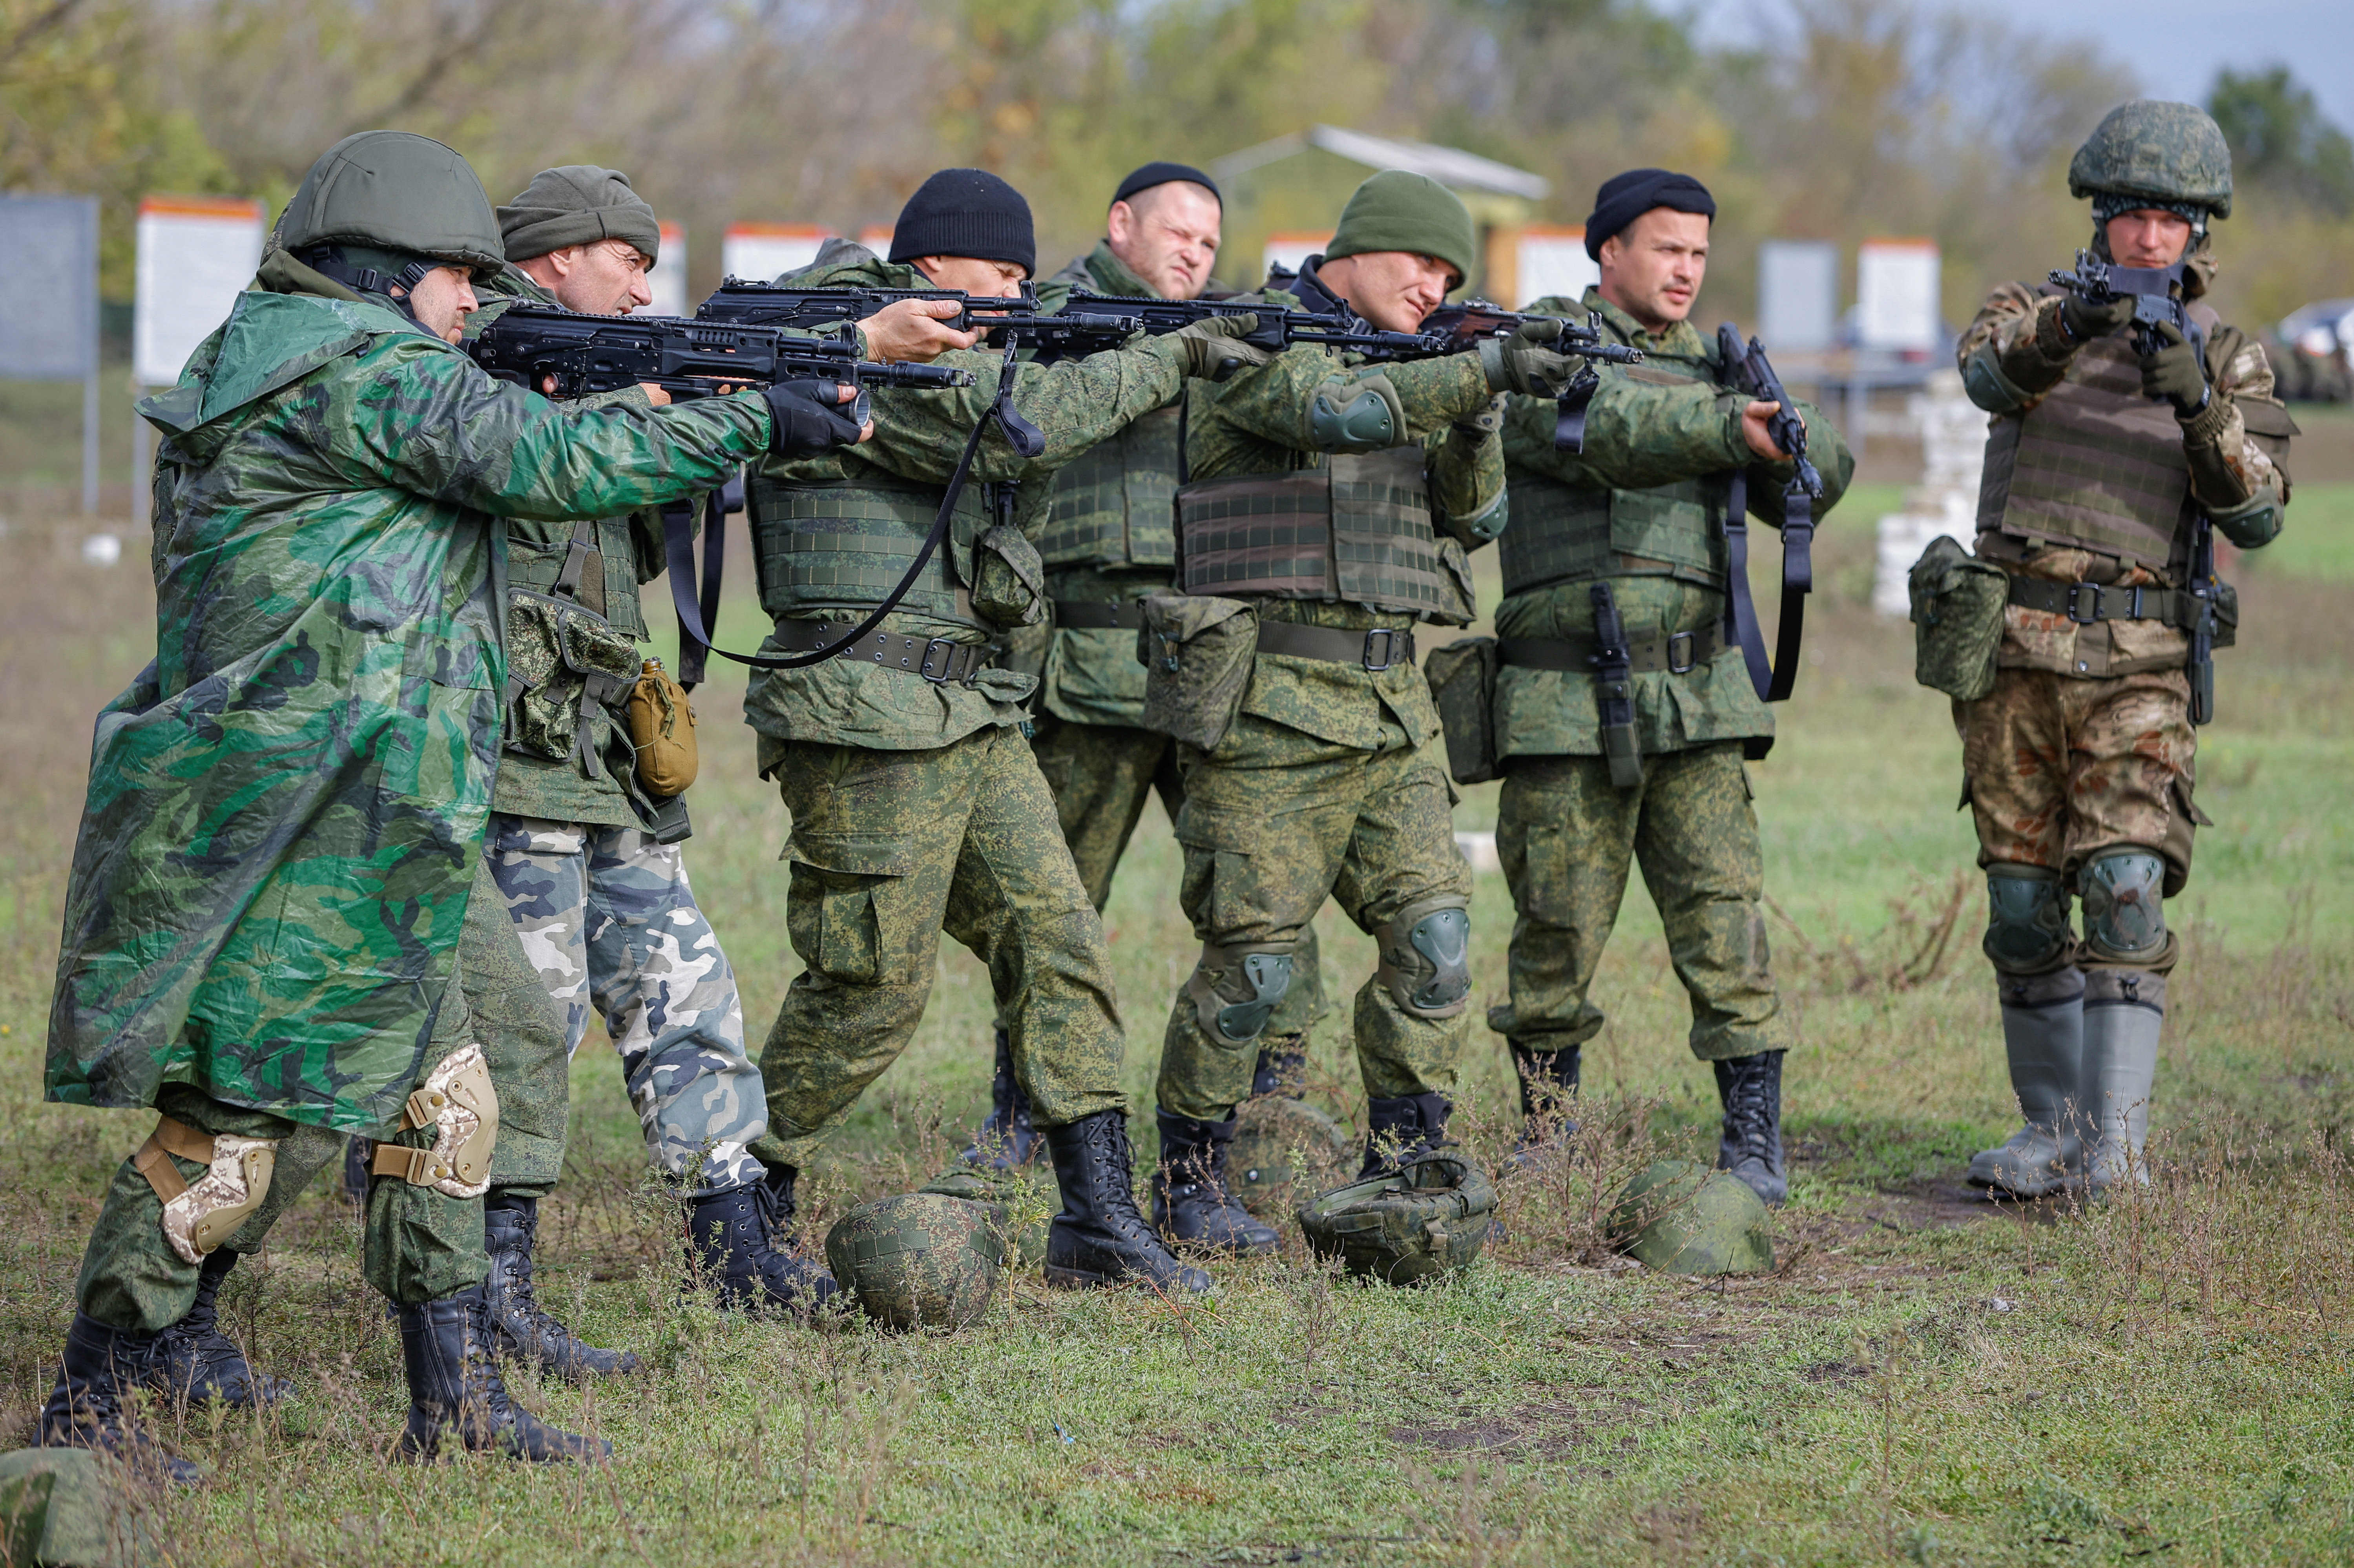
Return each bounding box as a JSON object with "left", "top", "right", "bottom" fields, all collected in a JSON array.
[
  {"left": 1721, "top": 466, "right": 1813, "bottom": 719},
  {"left": 661, "top": 341, "right": 1044, "bottom": 690}
]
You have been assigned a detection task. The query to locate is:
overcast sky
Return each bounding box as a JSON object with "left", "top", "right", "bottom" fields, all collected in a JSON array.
[{"left": 1696, "top": 0, "right": 2354, "bottom": 134}]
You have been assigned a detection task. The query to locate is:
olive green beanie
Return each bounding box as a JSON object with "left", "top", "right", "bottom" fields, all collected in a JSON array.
[
  {"left": 1326, "top": 170, "right": 1477, "bottom": 285},
  {"left": 497, "top": 165, "right": 662, "bottom": 266}
]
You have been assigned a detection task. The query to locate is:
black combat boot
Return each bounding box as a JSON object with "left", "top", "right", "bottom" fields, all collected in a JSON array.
[
  {"left": 147, "top": 1248, "right": 293, "bottom": 1408},
  {"left": 1044, "top": 1111, "right": 1212, "bottom": 1294},
  {"left": 1249, "top": 1037, "right": 1308, "bottom": 1099},
  {"left": 39, "top": 1313, "right": 199, "bottom": 1484},
  {"left": 1714, "top": 1050, "right": 1789, "bottom": 1206},
  {"left": 958, "top": 1028, "right": 1040, "bottom": 1170},
  {"left": 1151, "top": 1111, "right": 1279, "bottom": 1256},
  {"left": 1359, "top": 1091, "right": 1452, "bottom": 1177},
  {"left": 1502, "top": 1043, "right": 1581, "bottom": 1176},
  {"left": 482, "top": 1193, "right": 641, "bottom": 1380},
  {"left": 684, "top": 1169, "right": 838, "bottom": 1315},
  {"left": 396, "top": 1283, "right": 608, "bottom": 1463}
]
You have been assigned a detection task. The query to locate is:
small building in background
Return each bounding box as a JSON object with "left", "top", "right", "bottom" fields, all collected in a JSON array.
[{"left": 1209, "top": 126, "right": 1547, "bottom": 299}]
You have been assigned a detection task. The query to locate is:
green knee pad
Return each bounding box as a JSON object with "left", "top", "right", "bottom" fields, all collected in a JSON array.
[
  {"left": 1187, "top": 944, "right": 1296, "bottom": 1045},
  {"left": 1984, "top": 866, "right": 2073, "bottom": 974},
  {"left": 1376, "top": 898, "right": 1472, "bottom": 1019},
  {"left": 2079, "top": 850, "right": 2169, "bottom": 966}
]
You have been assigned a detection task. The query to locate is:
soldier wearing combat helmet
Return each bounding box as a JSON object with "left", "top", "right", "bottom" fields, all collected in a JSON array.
[{"left": 1952, "top": 100, "right": 2292, "bottom": 1197}]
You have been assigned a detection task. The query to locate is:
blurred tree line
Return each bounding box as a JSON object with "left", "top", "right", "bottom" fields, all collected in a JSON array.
[{"left": 4, "top": 0, "right": 2350, "bottom": 332}]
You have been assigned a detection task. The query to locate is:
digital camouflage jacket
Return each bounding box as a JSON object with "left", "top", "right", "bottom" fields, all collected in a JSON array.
[
  {"left": 48, "top": 272, "right": 772, "bottom": 1131},
  {"left": 1494, "top": 289, "right": 1852, "bottom": 759},
  {"left": 740, "top": 249, "right": 1192, "bottom": 762}
]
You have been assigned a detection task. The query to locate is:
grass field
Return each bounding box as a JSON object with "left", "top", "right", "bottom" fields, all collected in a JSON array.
[{"left": 0, "top": 482, "right": 2348, "bottom": 1566}]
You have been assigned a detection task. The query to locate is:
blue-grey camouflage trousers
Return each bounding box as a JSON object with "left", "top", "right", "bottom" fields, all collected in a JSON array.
[{"left": 486, "top": 814, "right": 765, "bottom": 1196}]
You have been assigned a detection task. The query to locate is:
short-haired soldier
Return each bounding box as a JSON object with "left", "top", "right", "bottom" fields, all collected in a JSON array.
[{"left": 38, "top": 131, "right": 865, "bottom": 1476}]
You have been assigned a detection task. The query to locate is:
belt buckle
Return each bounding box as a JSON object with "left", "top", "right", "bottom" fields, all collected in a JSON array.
[
  {"left": 1667, "top": 630, "right": 1695, "bottom": 675},
  {"left": 918, "top": 639, "right": 960, "bottom": 683},
  {"left": 1362, "top": 628, "right": 1397, "bottom": 672},
  {"left": 2064, "top": 583, "right": 2105, "bottom": 624}
]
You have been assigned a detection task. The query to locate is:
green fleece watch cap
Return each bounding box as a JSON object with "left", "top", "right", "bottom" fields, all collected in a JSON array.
[
  {"left": 499, "top": 165, "right": 663, "bottom": 266},
  {"left": 1327, "top": 170, "right": 1477, "bottom": 287}
]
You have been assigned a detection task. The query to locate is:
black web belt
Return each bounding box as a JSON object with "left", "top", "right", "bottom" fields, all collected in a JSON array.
[
  {"left": 1254, "top": 621, "right": 1417, "bottom": 670},
  {"left": 772, "top": 619, "right": 998, "bottom": 683},
  {"left": 2007, "top": 578, "right": 2188, "bottom": 626},
  {"left": 1498, "top": 624, "right": 1723, "bottom": 675},
  {"left": 1053, "top": 600, "right": 1144, "bottom": 630}
]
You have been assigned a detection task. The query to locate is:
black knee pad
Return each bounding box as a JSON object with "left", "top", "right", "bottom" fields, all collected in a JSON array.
[{"left": 1983, "top": 866, "right": 2073, "bottom": 975}]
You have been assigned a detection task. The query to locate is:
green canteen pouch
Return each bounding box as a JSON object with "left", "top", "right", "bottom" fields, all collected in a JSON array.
[
  {"left": 1906, "top": 535, "right": 2007, "bottom": 701},
  {"left": 1137, "top": 589, "right": 1257, "bottom": 751},
  {"left": 969, "top": 523, "right": 1048, "bottom": 628},
  {"left": 1423, "top": 636, "right": 1499, "bottom": 785},
  {"left": 506, "top": 590, "right": 643, "bottom": 769}
]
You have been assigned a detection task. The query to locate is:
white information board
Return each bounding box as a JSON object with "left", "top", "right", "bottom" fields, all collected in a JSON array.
[
  {"left": 1856, "top": 239, "right": 1941, "bottom": 352},
  {"left": 1515, "top": 226, "right": 1597, "bottom": 308},
  {"left": 1261, "top": 231, "right": 1332, "bottom": 284},
  {"left": 135, "top": 196, "right": 265, "bottom": 386},
  {"left": 646, "top": 223, "right": 688, "bottom": 317},
  {"left": 722, "top": 223, "right": 831, "bottom": 285},
  {"left": 1758, "top": 240, "right": 1839, "bottom": 352}
]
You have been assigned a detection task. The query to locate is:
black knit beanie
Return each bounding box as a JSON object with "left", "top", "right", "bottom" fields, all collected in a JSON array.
[
  {"left": 1112, "top": 161, "right": 1221, "bottom": 209},
  {"left": 1584, "top": 169, "right": 1717, "bottom": 260},
  {"left": 889, "top": 168, "right": 1036, "bottom": 277}
]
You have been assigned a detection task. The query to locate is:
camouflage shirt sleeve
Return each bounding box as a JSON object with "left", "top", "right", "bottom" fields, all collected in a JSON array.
[
  {"left": 1500, "top": 373, "right": 1752, "bottom": 490},
  {"left": 1956, "top": 281, "right": 2074, "bottom": 413},
  {"left": 2182, "top": 325, "right": 2290, "bottom": 539},
  {"left": 346, "top": 341, "right": 772, "bottom": 521}
]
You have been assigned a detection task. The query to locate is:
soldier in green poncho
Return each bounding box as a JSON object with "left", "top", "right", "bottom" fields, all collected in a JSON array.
[
  {"left": 738, "top": 168, "right": 1269, "bottom": 1297},
  {"left": 38, "top": 131, "right": 867, "bottom": 1476},
  {"left": 1487, "top": 170, "right": 1853, "bottom": 1205}
]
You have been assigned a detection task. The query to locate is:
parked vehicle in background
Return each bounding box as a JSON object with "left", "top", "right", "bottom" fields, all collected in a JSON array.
[{"left": 2272, "top": 298, "right": 2354, "bottom": 402}]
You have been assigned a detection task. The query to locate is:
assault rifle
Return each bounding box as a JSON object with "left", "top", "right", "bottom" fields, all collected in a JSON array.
[
  {"left": 468, "top": 302, "right": 976, "bottom": 426},
  {"left": 2046, "top": 251, "right": 2208, "bottom": 364},
  {"left": 1715, "top": 324, "right": 1826, "bottom": 716},
  {"left": 1589, "top": 582, "right": 1644, "bottom": 789},
  {"left": 697, "top": 279, "right": 1145, "bottom": 359}
]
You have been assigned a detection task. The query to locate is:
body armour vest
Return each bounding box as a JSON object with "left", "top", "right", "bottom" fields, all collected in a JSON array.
[
  {"left": 747, "top": 472, "right": 997, "bottom": 627},
  {"left": 1974, "top": 291, "right": 2223, "bottom": 580},
  {"left": 1040, "top": 405, "right": 1180, "bottom": 570},
  {"left": 1499, "top": 358, "right": 1733, "bottom": 599},
  {"left": 508, "top": 514, "right": 646, "bottom": 637},
  {"left": 1173, "top": 445, "right": 1473, "bottom": 624}
]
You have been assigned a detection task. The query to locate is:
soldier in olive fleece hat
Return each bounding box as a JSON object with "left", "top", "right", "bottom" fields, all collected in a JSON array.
[{"left": 1324, "top": 169, "right": 1479, "bottom": 289}]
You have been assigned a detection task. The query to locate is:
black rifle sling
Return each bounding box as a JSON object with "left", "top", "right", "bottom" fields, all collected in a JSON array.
[
  {"left": 663, "top": 342, "right": 1042, "bottom": 688},
  {"left": 1720, "top": 467, "right": 1814, "bottom": 709}
]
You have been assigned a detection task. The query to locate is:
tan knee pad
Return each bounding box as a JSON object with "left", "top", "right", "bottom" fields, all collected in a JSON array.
[
  {"left": 1376, "top": 896, "right": 1473, "bottom": 1020},
  {"left": 1186, "top": 942, "right": 1298, "bottom": 1046},
  {"left": 135, "top": 1116, "right": 277, "bottom": 1266},
  {"left": 370, "top": 1042, "right": 498, "bottom": 1198}
]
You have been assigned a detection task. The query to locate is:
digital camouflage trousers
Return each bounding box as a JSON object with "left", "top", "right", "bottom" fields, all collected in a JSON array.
[
  {"left": 73, "top": 855, "right": 557, "bottom": 1331},
  {"left": 1490, "top": 743, "right": 1787, "bottom": 1064},
  {"left": 749, "top": 725, "right": 1130, "bottom": 1172},
  {"left": 1159, "top": 716, "right": 1473, "bottom": 1123},
  {"left": 487, "top": 815, "right": 763, "bottom": 1196}
]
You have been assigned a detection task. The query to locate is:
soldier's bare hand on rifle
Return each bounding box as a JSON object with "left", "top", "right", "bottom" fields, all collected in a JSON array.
[
  {"left": 1741, "top": 400, "right": 1790, "bottom": 460},
  {"left": 859, "top": 298, "right": 984, "bottom": 364}
]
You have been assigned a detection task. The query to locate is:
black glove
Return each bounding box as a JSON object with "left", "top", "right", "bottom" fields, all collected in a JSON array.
[
  {"left": 762, "top": 379, "right": 865, "bottom": 458},
  {"left": 2058, "top": 289, "right": 2136, "bottom": 344},
  {"left": 2139, "top": 319, "right": 2210, "bottom": 416}
]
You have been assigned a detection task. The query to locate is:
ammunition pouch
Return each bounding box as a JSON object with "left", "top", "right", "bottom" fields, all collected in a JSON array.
[
  {"left": 1137, "top": 590, "right": 1257, "bottom": 752},
  {"left": 1375, "top": 897, "right": 1472, "bottom": 1020},
  {"left": 504, "top": 590, "right": 641, "bottom": 778},
  {"left": 1908, "top": 536, "right": 2007, "bottom": 701},
  {"left": 135, "top": 1117, "right": 277, "bottom": 1265},
  {"left": 370, "top": 1043, "right": 498, "bottom": 1199},
  {"left": 1423, "top": 637, "right": 1498, "bottom": 786},
  {"left": 1186, "top": 942, "right": 1297, "bottom": 1046}
]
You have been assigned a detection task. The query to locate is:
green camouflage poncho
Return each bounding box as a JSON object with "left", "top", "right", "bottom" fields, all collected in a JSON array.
[{"left": 48, "top": 285, "right": 771, "bottom": 1131}]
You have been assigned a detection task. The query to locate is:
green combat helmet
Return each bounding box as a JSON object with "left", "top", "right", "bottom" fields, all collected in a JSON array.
[
  {"left": 277, "top": 129, "right": 506, "bottom": 295},
  {"left": 824, "top": 1194, "right": 1005, "bottom": 1331},
  {"left": 1608, "top": 1160, "right": 1774, "bottom": 1275},
  {"left": 920, "top": 1165, "right": 1055, "bottom": 1269},
  {"left": 2068, "top": 100, "right": 2234, "bottom": 220},
  {"left": 1297, "top": 1152, "right": 1497, "bottom": 1285},
  {"left": 0, "top": 1447, "right": 152, "bottom": 1568},
  {"left": 1228, "top": 1096, "right": 1354, "bottom": 1216}
]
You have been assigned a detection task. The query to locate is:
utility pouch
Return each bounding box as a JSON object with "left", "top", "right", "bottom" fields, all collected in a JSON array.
[
  {"left": 1423, "top": 637, "right": 1499, "bottom": 786},
  {"left": 969, "top": 524, "right": 1048, "bottom": 628},
  {"left": 1430, "top": 537, "right": 1480, "bottom": 628},
  {"left": 505, "top": 590, "right": 642, "bottom": 774},
  {"left": 1137, "top": 590, "right": 1257, "bottom": 751},
  {"left": 1906, "top": 535, "right": 2007, "bottom": 701},
  {"left": 623, "top": 657, "right": 698, "bottom": 799},
  {"left": 2210, "top": 578, "right": 2238, "bottom": 651}
]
